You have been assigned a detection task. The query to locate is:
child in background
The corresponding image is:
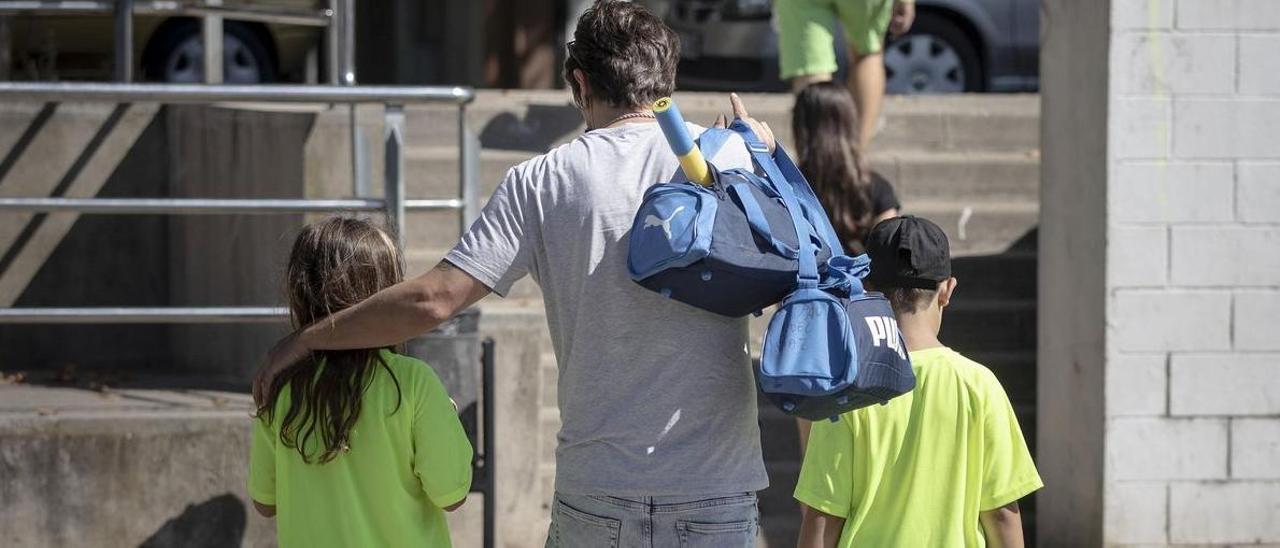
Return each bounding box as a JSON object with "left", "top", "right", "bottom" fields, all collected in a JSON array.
[
  {"left": 249, "top": 217, "right": 472, "bottom": 547},
  {"left": 795, "top": 216, "right": 1041, "bottom": 548},
  {"left": 792, "top": 81, "right": 901, "bottom": 255}
]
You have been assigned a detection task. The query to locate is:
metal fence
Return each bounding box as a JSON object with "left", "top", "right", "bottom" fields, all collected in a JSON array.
[
  {"left": 0, "top": 0, "right": 354, "bottom": 84},
  {"left": 0, "top": 81, "right": 479, "bottom": 323}
]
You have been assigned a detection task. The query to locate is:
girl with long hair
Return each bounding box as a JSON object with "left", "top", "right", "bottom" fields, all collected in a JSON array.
[
  {"left": 792, "top": 81, "right": 901, "bottom": 254},
  {"left": 249, "top": 217, "right": 472, "bottom": 547}
]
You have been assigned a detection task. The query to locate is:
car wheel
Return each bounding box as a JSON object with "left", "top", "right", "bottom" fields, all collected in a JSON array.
[
  {"left": 142, "top": 20, "right": 276, "bottom": 84},
  {"left": 883, "top": 12, "right": 982, "bottom": 94}
]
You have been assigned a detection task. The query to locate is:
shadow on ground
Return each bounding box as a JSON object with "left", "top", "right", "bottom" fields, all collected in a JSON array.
[{"left": 139, "top": 493, "right": 246, "bottom": 548}]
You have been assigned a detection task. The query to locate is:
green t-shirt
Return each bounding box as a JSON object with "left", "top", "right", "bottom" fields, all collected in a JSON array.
[
  {"left": 794, "top": 346, "right": 1042, "bottom": 547},
  {"left": 249, "top": 350, "right": 473, "bottom": 547}
]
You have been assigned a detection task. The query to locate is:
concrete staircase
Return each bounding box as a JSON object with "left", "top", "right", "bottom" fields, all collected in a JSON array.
[{"left": 398, "top": 91, "right": 1041, "bottom": 545}]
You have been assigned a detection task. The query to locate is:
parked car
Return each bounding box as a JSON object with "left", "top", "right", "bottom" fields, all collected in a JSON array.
[
  {"left": 2, "top": 0, "right": 325, "bottom": 83},
  {"left": 666, "top": 0, "right": 1039, "bottom": 93}
]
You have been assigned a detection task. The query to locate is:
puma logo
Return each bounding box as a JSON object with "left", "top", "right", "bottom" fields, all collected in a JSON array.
[
  {"left": 865, "top": 316, "right": 908, "bottom": 360},
  {"left": 643, "top": 206, "right": 685, "bottom": 239}
]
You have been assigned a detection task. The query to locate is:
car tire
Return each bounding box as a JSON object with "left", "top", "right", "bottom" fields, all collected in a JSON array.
[
  {"left": 883, "top": 12, "right": 983, "bottom": 94},
  {"left": 142, "top": 19, "right": 277, "bottom": 84}
]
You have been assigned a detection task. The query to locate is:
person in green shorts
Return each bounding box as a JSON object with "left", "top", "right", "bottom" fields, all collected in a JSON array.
[
  {"left": 776, "top": 0, "right": 915, "bottom": 151},
  {"left": 249, "top": 217, "right": 473, "bottom": 547},
  {"left": 795, "top": 216, "right": 1041, "bottom": 548}
]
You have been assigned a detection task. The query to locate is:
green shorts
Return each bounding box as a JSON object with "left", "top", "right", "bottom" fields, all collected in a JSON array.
[{"left": 775, "top": 0, "right": 897, "bottom": 79}]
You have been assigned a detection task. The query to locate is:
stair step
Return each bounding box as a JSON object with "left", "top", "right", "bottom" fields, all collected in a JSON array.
[
  {"left": 876, "top": 150, "right": 1039, "bottom": 202},
  {"left": 403, "top": 91, "right": 1039, "bottom": 153},
  {"left": 950, "top": 251, "right": 1037, "bottom": 300},
  {"left": 904, "top": 201, "right": 1038, "bottom": 256},
  {"left": 399, "top": 147, "right": 1038, "bottom": 206},
  {"left": 939, "top": 298, "right": 1037, "bottom": 351}
]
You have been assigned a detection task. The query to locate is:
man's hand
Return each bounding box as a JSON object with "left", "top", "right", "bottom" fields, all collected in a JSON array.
[
  {"left": 889, "top": 1, "right": 916, "bottom": 38},
  {"left": 253, "top": 330, "right": 309, "bottom": 406},
  {"left": 712, "top": 93, "right": 777, "bottom": 153}
]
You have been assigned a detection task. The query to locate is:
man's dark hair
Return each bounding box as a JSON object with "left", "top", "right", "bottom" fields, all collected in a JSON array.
[
  {"left": 880, "top": 286, "right": 937, "bottom": 315},
  {"left": 565, "top": 0, "right": 680, "bottom": 108}
]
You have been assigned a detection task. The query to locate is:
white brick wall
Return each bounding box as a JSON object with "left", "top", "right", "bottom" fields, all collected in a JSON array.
[
  {"left": 1105, "top": 481, "right": 1169, "bottom": 544},
  {"left": 1239, "top": 35, "right": 1280, "bottom": 94},
  {"left": 1170, "top": 226, "right": 1280, "bottom": 286},
  {"left": 1169, "top": 482, "right": 1280, "bottom": 543},
  {"left": 1237, "top": 163, "right": 1280, "bottom": 222},
  {"left": 1231, "top": 419, "right": 1280, "bottom": 479},
  {"left": 1112, "top": 162, "right": 1234, "bottom": 224},
  {"left": 1170, "top": 354, "right": 1280, "bottom": 416},
  {"left": 1108, "top": 418, "right": 1228, "bottom": 479},
  {"left": 1234, "top": 291, "right": 1280, "bottom": 350},
  {"left": 1103, "top": 0, "right": 1280, "bottom": 544},
  {"left": 1114, "top": 34, "right": 1235, "bottom": 95},
  {"left": 1173, "top": 99, "right": 1280, "bottom": 159},
  {"left": 1112, "top": 290, "right": 1231, "bottom": 352},
  {"left": 1176, "top": 0, "right": 1280, "bottom": 31}
]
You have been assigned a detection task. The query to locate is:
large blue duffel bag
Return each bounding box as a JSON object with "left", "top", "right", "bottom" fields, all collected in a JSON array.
[
  {"left": 630, "top": 117, "right": 915, "bottom": 419},
  {"left": 626, "top": 121, "right": 838, "bottom": 317}
]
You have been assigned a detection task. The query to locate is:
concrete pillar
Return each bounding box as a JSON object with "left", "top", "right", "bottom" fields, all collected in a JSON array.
[
  {"left": 1040, "top": 1, "right": 1280, "bottom": 545},
  {"left": 1037, "top": 1, "right": 1109, "bottom": 545}
]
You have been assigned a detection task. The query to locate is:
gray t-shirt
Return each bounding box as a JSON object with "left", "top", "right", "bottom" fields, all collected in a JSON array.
[{"left": 446, "top": 122, "right": 768, "bottom": 496}]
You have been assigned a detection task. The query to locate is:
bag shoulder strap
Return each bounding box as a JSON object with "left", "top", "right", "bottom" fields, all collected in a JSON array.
[{"left": 730, "top": 119, "right": 819, "bottom": 289}]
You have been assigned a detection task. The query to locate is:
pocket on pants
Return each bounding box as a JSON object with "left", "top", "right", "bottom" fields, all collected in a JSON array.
[
  {"left": 676, "top": 519, "right": 757, "bottom": 548},
  {"left": 553, "top": 499, "right": 621, "bottom": 548}
]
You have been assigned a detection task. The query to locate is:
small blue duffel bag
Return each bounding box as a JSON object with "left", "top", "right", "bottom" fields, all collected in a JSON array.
[{"left": 627, "top": 122, "right": 836, "bottom": 317}]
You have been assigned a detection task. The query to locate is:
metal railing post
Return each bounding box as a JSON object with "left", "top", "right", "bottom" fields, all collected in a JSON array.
[
  {"left": 481, "top": 337, "right": 496, "bottom": 548},
  {"left": 384, "top": 103, "right": 406, "bottom": 250},
  {"left": 113, "top": 0, "right": 133, "bottom": 82},
  {"left": 459, "top": 103, "right": 479, "bottom": 235},
  {"left": 202, "top": 0, "right": 223, "bottom": 84},
  {"left": 325, "top": 0, "right": 340, "bottom": 85},
  {"left": 340, "top": 0, "right": 355, "bottom": 85}
]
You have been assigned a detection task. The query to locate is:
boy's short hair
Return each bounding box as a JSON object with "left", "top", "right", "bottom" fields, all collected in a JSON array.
[
  {"left": 883, "top": 286, "right": 938, "bottom": 315},
  {"left": 564, "top": 0, "right": 680, "bottom": 108},
  {"left": 865, "top": 216, "right": 951, "bottom": 314}
]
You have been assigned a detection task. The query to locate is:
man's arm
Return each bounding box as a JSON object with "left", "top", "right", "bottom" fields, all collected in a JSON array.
[
  {"left": 254, "top": 260, "right": 490, "bottom": 401},
  {"left": 980, "top": 502, "right": 1025, "bottom": 548},
  {"left": 797, "top": 504, "right": 845, "bottom": 548}
]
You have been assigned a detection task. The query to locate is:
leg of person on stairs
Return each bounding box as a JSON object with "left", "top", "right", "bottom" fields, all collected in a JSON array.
[{"left": 847, "top": 48, "right": 885, "bottom": 152}]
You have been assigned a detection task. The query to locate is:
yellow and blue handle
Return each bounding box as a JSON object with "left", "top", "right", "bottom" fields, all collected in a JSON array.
[{"left": 652, "top": 97, "right": 712, "bottom": 186}]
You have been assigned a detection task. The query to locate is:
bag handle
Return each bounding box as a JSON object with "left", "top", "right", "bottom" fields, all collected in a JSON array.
[
  {"left": 769, "top": 144, "right": 848, "bottom": 257},
  {"left": 730, "top": 119, "right": 819, "bottom": 288}
]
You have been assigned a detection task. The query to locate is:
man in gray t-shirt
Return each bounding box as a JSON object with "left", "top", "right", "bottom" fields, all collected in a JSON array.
[{"left": 255, "top": 2, "right": 777, "bottom": 546}]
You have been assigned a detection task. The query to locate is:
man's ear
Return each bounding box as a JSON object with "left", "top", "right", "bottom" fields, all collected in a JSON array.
[
  {"left": 571, "top": 69, "right": 591, "bottom": 107},
  {"left": 937, "top": 277, "right": 958, "bottom": 309}
]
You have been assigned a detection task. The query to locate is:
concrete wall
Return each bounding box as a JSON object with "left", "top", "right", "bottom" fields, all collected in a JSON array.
[
  {"left": 1037, "top": 0, "right": 1109, "bottom": 545},
  {"left": 1042, "top": 0, "right": 1280, "bottom": 545}
]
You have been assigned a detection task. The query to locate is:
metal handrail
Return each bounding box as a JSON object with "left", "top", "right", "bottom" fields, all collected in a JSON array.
[
  {"left": 0, "top": 0, "right": 348, "bottom": 83},
  {"left": 0, "top": 82, "right": 474, "bottom": 104},
  {"left": 0, "top": 82, "right": 481, "bottom": 324},
  {"left": 0, "top": 1, "right": 332, "bottom": 26},
  {"left": 0, "top": 197, "right": 467, "bottom": 214},
  {"left": 0, "top": 307, "right": 289, "bottom": 323}
]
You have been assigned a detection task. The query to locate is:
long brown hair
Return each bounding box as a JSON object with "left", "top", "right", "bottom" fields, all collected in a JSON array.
[
  {"left": 258, "top": 217, "right": 404, "bottom": 464},
  {"left": 792, "top": 82, "right": 874, "bottom": 253}
]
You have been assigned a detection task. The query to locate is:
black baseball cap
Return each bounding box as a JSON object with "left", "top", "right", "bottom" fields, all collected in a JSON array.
[{"left": 865, "top": 216, "right": 952, "bottom": 290}]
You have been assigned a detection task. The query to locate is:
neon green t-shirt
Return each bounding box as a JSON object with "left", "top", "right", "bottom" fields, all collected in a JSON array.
[
  {"left": 249, "top": 350, "right": 473, "bottom": 548},
  {"left": 794, "top": 346, "right": 1042, "bottom": 547}
]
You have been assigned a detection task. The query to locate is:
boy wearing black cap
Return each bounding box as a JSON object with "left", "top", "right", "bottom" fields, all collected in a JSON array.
[{"left": 794, "top": 216, "right": 1042, "bottom": 548}]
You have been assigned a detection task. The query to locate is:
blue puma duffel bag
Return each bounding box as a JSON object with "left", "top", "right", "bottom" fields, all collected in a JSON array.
[{"left": 627, "top": 122, "right": 836, "bottom": 317}]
